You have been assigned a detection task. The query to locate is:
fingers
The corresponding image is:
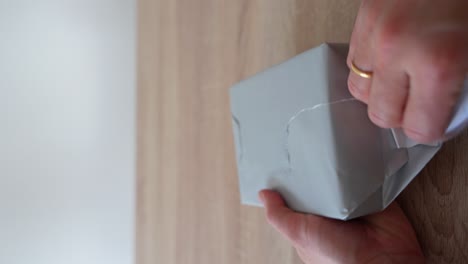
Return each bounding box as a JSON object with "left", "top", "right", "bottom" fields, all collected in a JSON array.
[
  {"left": 259, "top": 190, "right": 371, "bottom": 263},
  {"left": 259, "top": 190, "right": 320, "bottom": 247},
  {"left": 402, "top": 42, "right": 467, "bottom": 142},
  {"left": 366, "top": 1, "right": 411, "bottom": 128},
  {"left": 348, "top": 0, "right": 468, "bottom": 143},
  {"left": 368, "top": 69, "right": 409, "bottom": 128},
  {"left": 348, "top": 65, "right": 372, "bottom": 103},
  {"left": 347, "top": 0, "right": 385, "bottom": 103},
  {"left": 365, "top": 202, "right": 422, "bottom": 251}
]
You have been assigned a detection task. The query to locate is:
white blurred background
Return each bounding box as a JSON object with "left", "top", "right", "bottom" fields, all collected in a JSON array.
[{"left": 0, "top": 1, "right": 136, "bottom": 264}]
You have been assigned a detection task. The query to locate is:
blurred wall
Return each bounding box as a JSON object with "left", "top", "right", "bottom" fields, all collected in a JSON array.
[{"left": 0, "top": 1, "right": 136, "bottom": 264}]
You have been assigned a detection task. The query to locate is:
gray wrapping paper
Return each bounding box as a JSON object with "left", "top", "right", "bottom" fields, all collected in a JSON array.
[{"left": 230, "top": 43, "right": 468, "bottom": 220}]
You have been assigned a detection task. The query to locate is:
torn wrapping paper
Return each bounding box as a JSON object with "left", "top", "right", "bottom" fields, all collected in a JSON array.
[{"left": 230, "top": 43, "right": 468, "bottom": 220}]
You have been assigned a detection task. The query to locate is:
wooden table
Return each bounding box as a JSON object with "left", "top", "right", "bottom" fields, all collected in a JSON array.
[{"left": 137, "top": 0, "right": 468, "bottom": 263}]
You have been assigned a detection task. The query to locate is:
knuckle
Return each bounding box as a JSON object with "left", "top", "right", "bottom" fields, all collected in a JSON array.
[
  {"left": 373, "top": 26, "right": 404, "bottom": 71},
  {"left": 373, "top": 58, "right": 388, "bottom": 74},
  {"left": 422, "top": 47, "right": 461, "bottom": 83},
  {"left": 375, "top": 21, "right": 403, "bottom": 56}
]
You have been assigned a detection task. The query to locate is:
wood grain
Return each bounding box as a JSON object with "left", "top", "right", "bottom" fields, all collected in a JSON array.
[
  {"left": 137, "top": 0, "right": 468, "bottom": 263},
  {"left": 399, "top": 130, "right": 468, "bottom": 264}
]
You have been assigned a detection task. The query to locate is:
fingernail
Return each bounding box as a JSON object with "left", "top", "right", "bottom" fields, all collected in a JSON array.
[
  {"left": 404, "top": 127, "right": 430, "bottom": 142},
  {"left": 369, "top": 111, "right": 388, "bottom": 127}
]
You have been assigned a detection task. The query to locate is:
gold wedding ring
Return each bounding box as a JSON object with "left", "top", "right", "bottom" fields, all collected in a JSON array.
[{"left": 350, "top": 61, "right": 373, "bottom": 79}]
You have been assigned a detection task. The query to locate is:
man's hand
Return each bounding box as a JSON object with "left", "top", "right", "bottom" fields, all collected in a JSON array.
[
  {"left": 259, "top": 190, "right": 424, "bottom": 264},
  {"left": 348, "top": 0, "right": 468, "bottom": 143}
]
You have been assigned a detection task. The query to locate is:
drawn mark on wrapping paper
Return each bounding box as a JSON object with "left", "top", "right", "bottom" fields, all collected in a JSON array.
[
  {"left": 232, "top": 114, "right": 244, "bottom": 162},
  {"left": 285, "top": 98, "right": 357, "bottom": 168}
]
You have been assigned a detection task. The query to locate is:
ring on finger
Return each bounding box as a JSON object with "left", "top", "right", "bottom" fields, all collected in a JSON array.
[{"left": 351, "top": 61, "right": 373, "bottom": 79}]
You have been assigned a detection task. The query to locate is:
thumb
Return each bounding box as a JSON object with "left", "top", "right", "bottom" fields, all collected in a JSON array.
[{"left": 259, "top": 190, "right": 322, "bottom": 247}]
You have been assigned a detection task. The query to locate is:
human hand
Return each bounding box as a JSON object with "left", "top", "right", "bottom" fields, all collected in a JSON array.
[
  {"left": 347, "top": 0, "right": 468, "bottom": 143},
  {"left": 259, "top": 190, "right": 424, "bottom": 264}
]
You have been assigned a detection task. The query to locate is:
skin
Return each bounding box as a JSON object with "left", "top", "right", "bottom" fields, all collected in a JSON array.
[
  {"left": 348, "top": 0, "right": 468, "bottom": 143},
  {"left": 261, "top": 1, "right": 468, "bottom": 263},
  {"left": 259, "top": 190, "right": 424, "bottom": 264}
]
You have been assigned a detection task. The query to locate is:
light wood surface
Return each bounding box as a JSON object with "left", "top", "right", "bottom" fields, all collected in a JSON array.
[{"left": 137, "top": 0, "right": 468, "bottom": 263}]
